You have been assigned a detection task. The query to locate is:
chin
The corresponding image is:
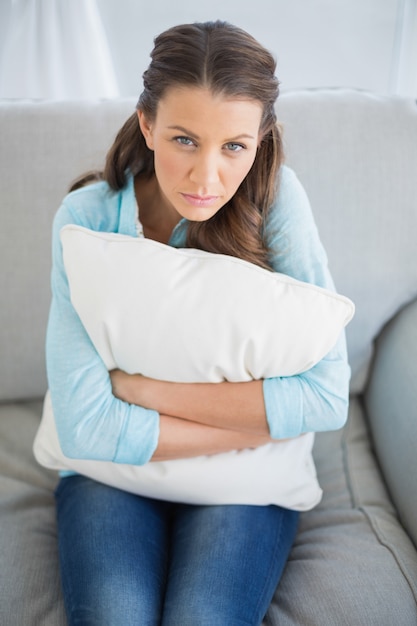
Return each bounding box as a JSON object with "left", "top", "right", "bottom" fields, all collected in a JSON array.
[
  {"left": 177, "top": 202, "right": 226, "bottom": 223},
  {"left": 183, "top": 210, "right": 218, "bottom": 223}
]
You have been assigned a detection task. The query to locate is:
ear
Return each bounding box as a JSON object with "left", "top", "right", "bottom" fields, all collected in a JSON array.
[{"left": 137, "top": 111, "right": 154, "bottom": 150}]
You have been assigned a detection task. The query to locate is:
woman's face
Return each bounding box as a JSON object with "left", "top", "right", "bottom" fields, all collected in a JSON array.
[{"left": 138, "top": 86, "right": 263, "bottom": 222}]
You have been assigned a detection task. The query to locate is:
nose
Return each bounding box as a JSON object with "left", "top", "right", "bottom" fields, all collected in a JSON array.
[{"left": 189, "top": 150, "right": 220, "bottom": 189}]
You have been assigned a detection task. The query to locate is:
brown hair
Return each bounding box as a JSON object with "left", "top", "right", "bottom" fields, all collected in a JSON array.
[{"left": 74, "top": 21, "right": 284, "bottom": 269}]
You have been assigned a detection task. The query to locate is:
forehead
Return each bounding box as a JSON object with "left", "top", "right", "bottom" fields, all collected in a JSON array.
[{"left": 155, "top": 86, "right": 263, "bottom": 135}]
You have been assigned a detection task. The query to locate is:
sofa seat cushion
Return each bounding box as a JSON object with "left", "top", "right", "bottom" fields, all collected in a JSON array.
[
  {"left": 0, "top": 401, "right": 66, "bottom": 626},
  {"left": 365, "top": 297, "right": 417, "bottom": 548},
  {"left": 268, "top": 395, "right": 417, "bottom": 625},
  {"left": 1, "top": 397, "right": 416, "bottom": 625}
]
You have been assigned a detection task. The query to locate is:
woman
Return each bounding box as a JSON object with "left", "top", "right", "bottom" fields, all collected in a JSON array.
[{"left": 47, "top": 21, "right": 350, "bottom": 625}]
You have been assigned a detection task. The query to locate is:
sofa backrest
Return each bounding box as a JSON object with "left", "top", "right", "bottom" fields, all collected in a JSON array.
[
  {"left": 277, "top": 89, "right": 417, "bottom": 391},
  {"left": 0, "top": 99, "right": 135, "bottom": 401},
  {"left": 1, "top": 90, "right": 416, "bottom": 401}
]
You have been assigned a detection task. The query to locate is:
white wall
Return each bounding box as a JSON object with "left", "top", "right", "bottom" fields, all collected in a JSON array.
[
  {"left": 391, "top": 0, "right": 417, "bottom": 95},
  {"left": 95, "top": 0, "right": 417, "bottom": 97},
  {"left": 1, "top": 0, "right": 416, "bottom": 98}
]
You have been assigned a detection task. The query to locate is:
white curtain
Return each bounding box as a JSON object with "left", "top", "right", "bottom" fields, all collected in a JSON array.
[{"left": 0, "top": 0, "right": 119, "bottom": 99}]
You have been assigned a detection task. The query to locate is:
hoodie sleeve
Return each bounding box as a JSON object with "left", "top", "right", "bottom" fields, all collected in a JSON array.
[
  {"left": 262, "top": 167, "right": 351, "bottom": 438},
  {"left": 46, "top": 195, "right": 159, "bottom": 465}
]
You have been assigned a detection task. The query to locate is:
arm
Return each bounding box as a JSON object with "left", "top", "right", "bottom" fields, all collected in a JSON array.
[
  {"left": 262, "top": 167, "right": 350, "bottom": 437},
  {"left": 48, "top": 190, "right": 274, "bottom": 465},
  {"left": 111, "top": 167, "right": 351, "bottom": 439},
  {"left": 153, "top": 415, "right": 273, "bottom": 461},
  {"left": 111, "top": 371, "right": 269, "bottom": 435},
  {"left": 47, "top": 192, "right": 159, "bottom": 466}
]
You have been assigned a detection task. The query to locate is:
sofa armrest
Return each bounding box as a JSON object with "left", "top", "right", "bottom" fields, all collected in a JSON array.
[{"left": 364, "top": 297, "right": 417, "bottom": 548}]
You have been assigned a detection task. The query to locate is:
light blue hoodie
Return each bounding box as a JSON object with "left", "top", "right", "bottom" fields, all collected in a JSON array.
[{"left": 46, "top": 166, "right": 350, "bottom": 466}]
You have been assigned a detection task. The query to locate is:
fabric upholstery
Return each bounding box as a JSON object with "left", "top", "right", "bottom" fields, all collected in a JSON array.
[
  {"left": 268, "top": 396, "right": 417, "bottom": 625},
  {"left": 277, "top": 91, "right": 417, "bottom": 392},
  {"left": 34, "top": 224, "right": 353, "bottom": 508},
  {"left": 2, "top": 399, "right": 416, "bottom": 626},
  {"left": 0, "top": 402, "right": 65, "bottom": 625},
  {"left": 365, "top": 296, "right": 417, "bottom": 548},
  {"left": 1, "top": 90, "right": 417, "bottom": 624},
  {"left": 60, "top": 225, "right": 353, "bottom": 381},
  {"left": 0, "top": 99, "right": 135, "bottom": 401},
  {"left": 2, "top": 92, "right": 417, "bottom": 400}
]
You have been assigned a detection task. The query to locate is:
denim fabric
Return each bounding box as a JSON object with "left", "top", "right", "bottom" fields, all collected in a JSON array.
[{"left": 55, "top": 475, "right": 299, "bottom": 625}]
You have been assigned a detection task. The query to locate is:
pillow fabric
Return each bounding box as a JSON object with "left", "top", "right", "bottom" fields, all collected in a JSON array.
[{"left": 34, "top": 225, "right": 354, "bottom": 509}]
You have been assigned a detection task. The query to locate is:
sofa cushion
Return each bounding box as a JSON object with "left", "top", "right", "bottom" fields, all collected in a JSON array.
[
  {"left": 61, "top": 225, "right": 354, "bottom": 382},
  {"left": 2, "top": 91, "right": 417, "bottom": 401},
  {"left": 268, "top": 395, "right": 417, "bottom": 624},
  {"left": 0, "top": 402, "right": 66, "bottom": 626},
  {"left": 1, "top": 90, "right": 417, "bottom": 624},
  {"left": 2, "top": 398, "right": 417, "bottom": 625},
  {"left": 277, "top": 90, "right": 417, "bottom": 392},
  {"left": 365, "top": 297, "right": 417, "bottom": 549},
  {"left": 0, "top": 99, "right": 135, "bottom": 402},
  {"left": 33, "top": 223, "right": 353, "bottom": 508}
]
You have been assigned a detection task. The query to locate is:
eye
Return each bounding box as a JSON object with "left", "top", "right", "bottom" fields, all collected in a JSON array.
[
  {"left": 224, "top": 142, "right": 245, "bottom": 153},
  {"left": 174, "top": 136, "right": 195, "bottom": 147}
]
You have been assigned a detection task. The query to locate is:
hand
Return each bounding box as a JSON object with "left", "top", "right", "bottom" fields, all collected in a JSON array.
[
  {"left": 110, "top": 369, "right": 140, "bottom": 404},
  {"left": 110, "top": 370, "right": 163, "bottom": 408}
]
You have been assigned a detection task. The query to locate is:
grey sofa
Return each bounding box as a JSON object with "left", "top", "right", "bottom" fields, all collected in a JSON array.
[{"left": 1, "top": 89, "right": 416, "bottom": 625}]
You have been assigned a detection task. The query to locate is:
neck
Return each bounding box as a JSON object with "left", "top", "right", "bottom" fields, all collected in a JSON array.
[{"left": 134, "top": 174, "right": 181, "bottom": 244}]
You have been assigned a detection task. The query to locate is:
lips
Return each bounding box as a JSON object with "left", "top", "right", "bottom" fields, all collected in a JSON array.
[{"left": 181, "top": 193, "right": 220, "bottom": 208}]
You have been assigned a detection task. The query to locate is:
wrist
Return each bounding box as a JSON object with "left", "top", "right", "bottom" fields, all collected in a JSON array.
[{"left": 130, "top": 375, "right": 165, "bottom": 411}]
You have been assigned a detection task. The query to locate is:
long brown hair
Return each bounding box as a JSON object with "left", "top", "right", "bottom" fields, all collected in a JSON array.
[{"left": 75, "top": 21, "right": 284, "bottom": 269}]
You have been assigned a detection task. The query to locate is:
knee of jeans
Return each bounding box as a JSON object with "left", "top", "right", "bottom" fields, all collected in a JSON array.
[
  {"left": 68, "top": 598, "right": 162, "bottom": 626},
  {"left": 163, "top": 598, "right": 255, "bottom": 626}
]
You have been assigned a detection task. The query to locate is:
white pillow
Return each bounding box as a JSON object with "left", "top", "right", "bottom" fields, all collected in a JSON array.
[
  {"left": 62, "top": 225, "right": 354, "bottom": 380},
  {"left": 34, "top": 224, "right": 354, "bottom": 509}
]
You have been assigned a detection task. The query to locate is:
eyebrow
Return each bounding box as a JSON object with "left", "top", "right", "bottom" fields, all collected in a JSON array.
[{"left": 166, "top": 125, "right": 256, "bottom": 142}]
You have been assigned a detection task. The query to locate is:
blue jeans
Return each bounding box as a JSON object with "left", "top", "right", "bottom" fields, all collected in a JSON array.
[{"left": 55, "top": 475, "right": 299, "bottom": 625}]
